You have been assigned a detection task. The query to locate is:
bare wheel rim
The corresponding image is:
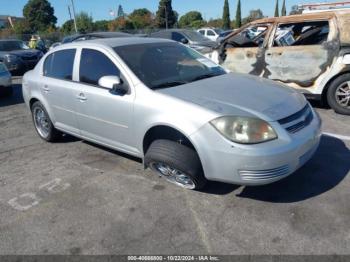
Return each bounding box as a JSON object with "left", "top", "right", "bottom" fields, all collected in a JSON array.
[
  {"left": 335, "top": 81, "right": 350, "bottom": 109},
  {"left": 150, "top": 162, "right": 196, "bottom": 189},
  {"left": 33, "top": 107, "right": 50, "bottom": 138}
]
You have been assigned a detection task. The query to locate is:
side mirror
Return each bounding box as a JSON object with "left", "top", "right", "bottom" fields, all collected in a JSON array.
[
  {"left": 98, "top": 75, "right": 128, "bottom": 94},
  {"left": 180, "top": 38, "right": 189, "bottom": 44}
]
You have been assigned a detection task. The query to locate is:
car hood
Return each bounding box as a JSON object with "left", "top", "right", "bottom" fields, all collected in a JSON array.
[
  {"left": 157, "top": 73, "right": 306, "bottom": 122},
  {"left": 0, "top": 49, "right": 41, "bottom": 57}
]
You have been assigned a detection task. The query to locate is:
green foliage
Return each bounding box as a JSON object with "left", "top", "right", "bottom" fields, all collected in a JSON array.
[
  {"left": 178, "top": 11, "right": 204, "bottom": 28},
  {"left": 23, "top": 0, "right": 57, "bottom": 32},
  {"left": 61, "top": 19, "right": 74, "bottom": 34},
  {"left": 129, "top": 8, "right": 154, "bottom": 29},
  {"left": 156, "top": 0, "right": 177, "bottom": 28},
  {"left": 76, "top": 12, "right": 94, "bottom": 33},
  {"left": 281, "top": 0, "right": 287, "bottom": 16},
  {"left": 274, "top": 0, "right": 280, "bottom": 17},
  {"left": 235, "top": 0, "right": 242, "bottom": 28},
  {"left": 94, "top": 20, "right": 109, "bottom": 31},
  {"left": 13, "top": 20, "right": 32, "bottom": 35},
  {"left": 108, "top": 17, "right": 134, "bottom": 31},
  {"left": 222, "top": 0, "right": 231, "bottom": 30},
  {"left": 207, "top": 19, "right": 223, "bottom": 28}
]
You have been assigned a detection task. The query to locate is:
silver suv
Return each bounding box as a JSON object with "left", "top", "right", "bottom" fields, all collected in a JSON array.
[{"left": 23, "top": 38, "right": 321, "bottom": 190}]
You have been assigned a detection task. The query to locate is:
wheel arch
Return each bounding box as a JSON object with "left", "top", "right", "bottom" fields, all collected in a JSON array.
[{"left": 322, "top": 70, "right": 350, "bottom": 106}]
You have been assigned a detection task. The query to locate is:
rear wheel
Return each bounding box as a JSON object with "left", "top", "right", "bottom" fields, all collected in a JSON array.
[
  {"left": 327, "top": 74, "right": 350, "bottom": 115},
  {"left": 145, "top": 140, "right": 207, "bottom": 190},
  {"left": 31, "top": 101, "right": 61, "bottom": 142}
]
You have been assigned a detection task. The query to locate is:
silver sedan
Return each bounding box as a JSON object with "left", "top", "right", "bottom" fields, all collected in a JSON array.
[
  {"left": 22, "top": 38, "right": 321, "bottom": 190},
  {"left": 0, "top": 63, "right": 12, "bottom": 96}
]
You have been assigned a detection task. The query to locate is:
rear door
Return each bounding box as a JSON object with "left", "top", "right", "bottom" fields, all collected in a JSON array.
[
  {"left": 41, "top": 48, "right": 80, "bottom": 135},
  {"left": 74, "top": 47, "right": 136, "bottom": 154},
  {"left": 264, "top": 19, "right": 336, "bottom": 88},
  {"left": 220, "top": 24, "right": 272, "bottom": 76}
]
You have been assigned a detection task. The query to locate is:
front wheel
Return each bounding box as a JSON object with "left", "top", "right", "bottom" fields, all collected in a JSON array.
[
  {"left": 327, "top": 74, "right": 350, "bottom": 115},
  {"left": 31, "top": 101, "right": 61, "bottom": 142},
  {"left": 145, "top": 140, "right": 207, "bottom": 190}
]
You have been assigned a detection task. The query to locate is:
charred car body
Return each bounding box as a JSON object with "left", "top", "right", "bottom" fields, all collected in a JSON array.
[{"left": 208, "top": 11, "right": 350, "bottom": 115}]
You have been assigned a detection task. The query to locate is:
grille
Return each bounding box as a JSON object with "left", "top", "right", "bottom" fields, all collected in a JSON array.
[
  {"left": 278, "top": 104, "right": 313, "bottom": 134},
  {"left": 239, "top": 165, "right": 290, "bottom": 181}
]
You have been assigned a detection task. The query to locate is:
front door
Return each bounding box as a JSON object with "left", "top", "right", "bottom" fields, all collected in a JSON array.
[
  {"left": 74, "top": 48, "right": 137, "bottom": 154},
  {"left": 264, "top": 20, "right": 336, "bottom": 88}
]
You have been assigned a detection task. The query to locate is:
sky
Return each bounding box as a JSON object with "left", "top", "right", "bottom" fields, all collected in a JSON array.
[{"left": 1, "top": 0, "right": 337, "bottom": 25}]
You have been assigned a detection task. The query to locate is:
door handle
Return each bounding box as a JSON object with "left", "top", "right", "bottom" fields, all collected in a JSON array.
[
  {"left": 42, "top": 85, "right": 50, "bottom": 92},
  {"left": 266, "top": 52, "right": 282, "bottom": 56},
  {"left": 76, "top": 93, "right": 87, "bottom": 101}
]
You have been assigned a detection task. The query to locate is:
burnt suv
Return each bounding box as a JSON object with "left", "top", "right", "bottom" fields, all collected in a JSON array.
[
  {"left": 208, "top": 11, "right": 350, "bottom": 115},
  {"left": 0, "top": 40, "right": 43, "bottom": 75}
]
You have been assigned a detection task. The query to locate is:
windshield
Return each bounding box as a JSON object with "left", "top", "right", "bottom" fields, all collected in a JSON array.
[
  {"left": 114, "top": 42, "right": 226, "bottom": 90},
  {"left": 0, "top": 40, "right": 29, "bottom": 51},
  {"left": 183, "top": 31, "right": 211, "bottom": 42}
]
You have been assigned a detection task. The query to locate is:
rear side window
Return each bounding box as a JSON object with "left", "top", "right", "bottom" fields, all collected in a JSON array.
[
  {"left": 43, "top": 49, "right": 76, "bottom": 80},
  {"left": 79, "top": 49, "right": 120, "bottom": 86},
  {"left": 207, "top": 30, "right": 215, "bottom": 36},
  {"left": 172, "top": 32, "right": 185, "bottom": 42}
]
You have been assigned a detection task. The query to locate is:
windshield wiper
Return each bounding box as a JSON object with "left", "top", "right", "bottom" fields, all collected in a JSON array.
[
  {"left": 188, "top": 73, "right": 223, "bottom": 82},
  {"left": 152, "top": 81, "right": 187, "bottom": 90}
]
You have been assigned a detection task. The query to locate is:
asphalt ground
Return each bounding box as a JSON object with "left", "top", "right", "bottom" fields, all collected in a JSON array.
[{"left": 0, "top": 78, "right": 349, "bottom": 255}]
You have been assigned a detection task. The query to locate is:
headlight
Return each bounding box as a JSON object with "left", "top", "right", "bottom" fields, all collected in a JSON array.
[
  {"left": 5, "top": 54, "right": 19, "bottom": 62},
  {"left": 210, "top": 116, "right": 277, "bottom": 144}
]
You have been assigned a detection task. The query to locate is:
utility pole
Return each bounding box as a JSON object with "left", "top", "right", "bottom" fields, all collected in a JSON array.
[
  {"left": 70, "top": 0, "right": 78, "bottom": 33},
  {"left": 165, "top": 4, "right": 168, "bottom": 30}
]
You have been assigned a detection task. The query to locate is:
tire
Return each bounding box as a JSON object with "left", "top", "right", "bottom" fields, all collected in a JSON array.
[
  {"left": 145, "top": 139, "right": 207, "bottom": 190},
  {"left": 327, "top": 74, "right": 350, "bottom": 115},
  {"left": 31, "top": 101, "right": 61, "bottom": 142}
]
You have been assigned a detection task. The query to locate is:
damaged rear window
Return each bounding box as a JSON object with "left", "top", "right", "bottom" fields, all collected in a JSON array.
[{"left": 273, "top": 21, "right": 329, "bottom": 47}]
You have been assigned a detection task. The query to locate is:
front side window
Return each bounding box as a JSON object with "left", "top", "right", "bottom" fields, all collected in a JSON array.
[
  {"left": 79, "top": 49, "right": 120, "bottom": 86},
  {"left": 226, "top": 25, "right": 269, "bottom": 48},
  {"left": 199, "top": 30, "right": 205, "bottom": 35},
  {"left": 172, "top": 32, "right": 186, "bottom": 42},
  {"left": 114, "top": 42, "right": 226, "bottom": 90},
  {"left": 273, "top": 21, "right": 329, "bottom": 46},
  {"left": 207, "top": 30, "right": 215, "bottom": 36},
  {"left": 43, "top": 49, "right": 76, "bottom": 80}
]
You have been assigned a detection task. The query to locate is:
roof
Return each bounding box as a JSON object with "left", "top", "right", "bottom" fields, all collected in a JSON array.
[
  {"left": 250, "top": 10, "right": 350, "bottom": 24},
  {"left": 65, "top": 37, "right": 173, "bottom": 48}
]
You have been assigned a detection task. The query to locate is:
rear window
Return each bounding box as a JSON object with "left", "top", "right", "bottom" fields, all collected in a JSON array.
[{"left": 43, "top": 49, "right": 76, "bottom": 80}]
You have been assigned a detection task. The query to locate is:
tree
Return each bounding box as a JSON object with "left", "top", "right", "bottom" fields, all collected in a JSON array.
[
  {"left": 108, "top": 17, "right": 134, "bottom": 31},
  {"left": 94, "top": 20, "right": 109, "bottom": 31},
  {"left": 129, "top": 8, "right": 154, "bottom": 29},
  {"left": 117, "top": 5, "right": 125, "bottom": 18},
  {"left": 61, "top": 19, "right": 74, "bottom": 34},
  {"left": 274, "top": 0, "right": 280, "bottom": 17},
  {"left": 23, "top": 0, "right": 57, "bottom": 32},
  {"left": 155, "top": 0, "right": 177, "bottom": 29},
  {"left": 76, "top": 12, "right": 94, "bottom": 33},
  {"left": 222, "top": 0, "right": 231, "bottom": 30},
  {"left": 242, "top": 9, "right": 264, "bottom": 25},
  {"left": 207, "top": 18, "right": 223, "bottom": 28},
  {"left": 13, "top": 20, "right": 32, "bottom": 35},
  {"left": 289, "top": 5, "right": 302, "bottom": 15},
  {"left": 178, "top": 11, "right": 204, "bottom": 28},
  {"left": 281, "top": 0, "right": 287, "bottom": 16},
  {"left": 235, "top": 0, "right": 242, "bottom": 28}
]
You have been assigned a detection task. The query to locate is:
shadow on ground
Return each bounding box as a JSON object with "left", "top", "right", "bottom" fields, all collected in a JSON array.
[
  {"left": 236, "top": 135, "right": 349, "bottom": 203},
  {"left": 0, "top": 84, "right": 24, "bottom": 107}
]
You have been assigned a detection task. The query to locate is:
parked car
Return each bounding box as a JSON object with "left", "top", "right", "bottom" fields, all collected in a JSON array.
[
  {"left": 208, "top": 10, "right": 350, "bottom": 115},
  {"left": 22, "top": 37, "right": 321, "bottom": 190},
  {"left": 0, "top": 39, "right": 43, "bottom": 75},
  {"left": 0, "top": 62, "right": 12, "bottom": 96},
  {"left": 216, "top": 30, "right": 235, "bottom": 44},
  {"left": 150, "top": 29, "right": 217, "bottom": 54},
  {"left": 197, "top": 28, "right": 223, "bottom": 41}
]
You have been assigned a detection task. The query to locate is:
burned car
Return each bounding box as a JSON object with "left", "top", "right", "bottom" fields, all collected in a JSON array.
[{"left": 209, "top": 11, "right": 350, "bottom": 115}]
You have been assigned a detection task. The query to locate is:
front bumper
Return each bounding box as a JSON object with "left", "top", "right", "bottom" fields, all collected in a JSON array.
[
  {"left": 190, "top": 110, "right": 321, "bottom": 186},
  {"left": 4, "top": 59, "right": 38, "bottom": 74}
]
